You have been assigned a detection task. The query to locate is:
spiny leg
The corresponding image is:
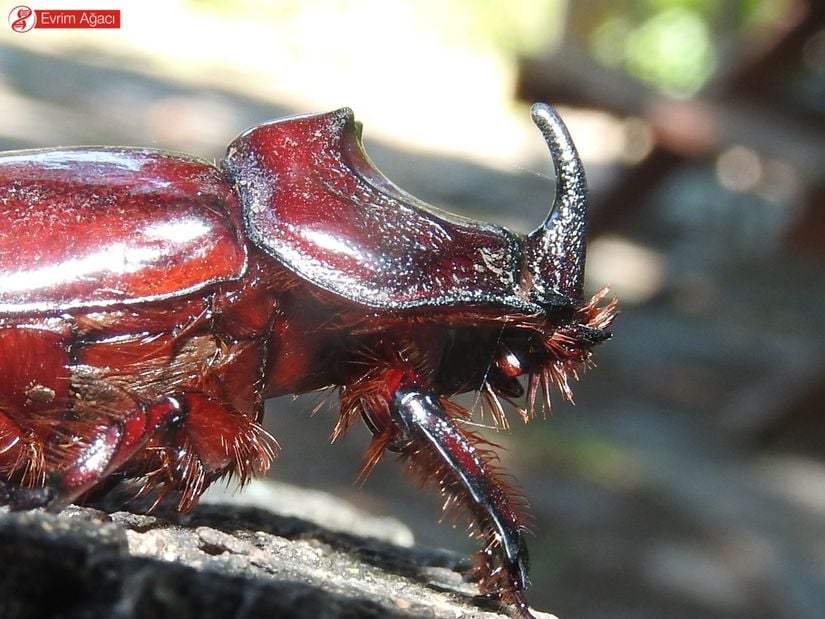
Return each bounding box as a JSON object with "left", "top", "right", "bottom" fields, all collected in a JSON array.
[
  {"left": 0, "top": 326, "right": 71, "bottom": 509},
  {"left": 359, "top": 383, "right": 535, "bottom": 618},
  {"left": 126, "top": 393, "right": 277, "bottom": 513},
  {"left": 0, "top": 413, "right": 49, "bottom": 510},
  {"left": 49, "top": 397, "right": 186, "bottom": 512},
  {"left": 0, "top": 397, "right": 184, "bottom": 512}
]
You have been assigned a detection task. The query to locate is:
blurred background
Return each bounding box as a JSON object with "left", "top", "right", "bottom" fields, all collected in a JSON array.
[{"left": 2, "top": 0, "right": 824, "bottom": 617}]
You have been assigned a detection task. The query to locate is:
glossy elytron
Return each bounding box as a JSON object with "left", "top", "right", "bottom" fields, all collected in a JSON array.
[{"left": 0, "top": 103, "right": 615, "bottom": 618}]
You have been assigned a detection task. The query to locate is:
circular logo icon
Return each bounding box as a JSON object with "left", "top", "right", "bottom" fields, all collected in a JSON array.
[{"left": 9, "top": 6, "right": 36, "bottom": 33}]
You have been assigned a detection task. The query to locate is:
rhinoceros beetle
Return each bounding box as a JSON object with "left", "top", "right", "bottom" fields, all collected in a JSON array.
[{"left": 0, "top": 103, "right": 615, "bottom": 618}]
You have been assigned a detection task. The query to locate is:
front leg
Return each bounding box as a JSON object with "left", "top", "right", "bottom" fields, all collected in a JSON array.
[{"left": 352, "top": 379, "right": 535, "bottom": 618}]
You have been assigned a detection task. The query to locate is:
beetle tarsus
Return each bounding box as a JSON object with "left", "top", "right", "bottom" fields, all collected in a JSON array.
[{"left": 508, "top": 589, "right": 538, "bottom": 619}]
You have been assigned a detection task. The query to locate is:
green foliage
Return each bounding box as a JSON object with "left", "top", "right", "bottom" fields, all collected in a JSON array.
[
  {"left": 589, "top": 0, "right": 788, "bottom": 95},
  {"left": 626, "top": 7, "right": 716, "bottom": 96},
  {"left": 186, "top": 0, "right": 790, "bottom": 97}
]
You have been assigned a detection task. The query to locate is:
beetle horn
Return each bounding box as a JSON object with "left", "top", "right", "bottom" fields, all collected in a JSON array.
[{"left": 526, "top": 103, "right": 588, "bottom": 303}]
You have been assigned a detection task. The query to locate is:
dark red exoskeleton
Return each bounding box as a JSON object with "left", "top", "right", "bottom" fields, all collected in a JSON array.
[{"left": 0, "top": 103, "right": 615, "bottom": 617}]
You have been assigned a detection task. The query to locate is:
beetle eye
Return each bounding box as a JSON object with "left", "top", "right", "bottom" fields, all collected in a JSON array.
[{"left": 496, "top": 348, "right": 524, "bottom": 378}]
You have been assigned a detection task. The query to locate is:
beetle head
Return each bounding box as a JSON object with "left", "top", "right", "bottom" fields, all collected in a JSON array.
[
  {"left": 483, "top": 104, "right": 616, "bottom": 418},
  {"left": 484, "top": 288, "right": 615, "bottom": 419}
]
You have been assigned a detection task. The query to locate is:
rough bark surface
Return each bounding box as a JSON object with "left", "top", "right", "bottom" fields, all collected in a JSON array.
[{"left": 0, "top": 483, "right": 558, "bottom": 619}]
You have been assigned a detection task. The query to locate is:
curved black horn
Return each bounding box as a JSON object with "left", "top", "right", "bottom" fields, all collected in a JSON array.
[{"left": 526, "top": 103, "right": 588, "bottom": 302}]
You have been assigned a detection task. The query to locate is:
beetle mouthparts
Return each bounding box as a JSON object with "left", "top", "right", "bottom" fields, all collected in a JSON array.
[{"left": 527, "top": 102, "right": 589, "bottom": 302}]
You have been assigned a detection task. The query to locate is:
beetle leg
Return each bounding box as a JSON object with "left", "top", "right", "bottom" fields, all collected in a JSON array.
[
  {"left": 49, "top": 396, "right": 187, "bottom": 512},
  {"left": 127, "top": 393, "right": 277, "bottom": 513},
  {"left": 361, "top": 384, "right": 534, "bottom": 617},
  {"left": 0, "top": 397, "right": 185, "bottom": 512}
]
